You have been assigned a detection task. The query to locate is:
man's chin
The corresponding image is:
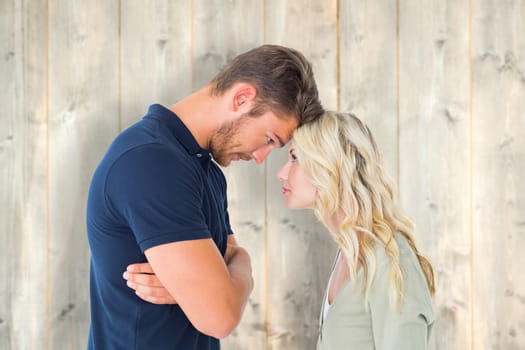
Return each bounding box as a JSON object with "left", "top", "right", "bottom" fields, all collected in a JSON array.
[
  {"left": 214, "top": 157, "right": 232, "bottom": 167},
  {"left": 214, "top": 154, "right": 248, "bottom": 167}
]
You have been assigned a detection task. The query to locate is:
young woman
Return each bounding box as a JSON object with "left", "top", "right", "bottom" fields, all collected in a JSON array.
[
  {"left": 278, "top": 111, "right": 435, "bottom": 349},
  {"left": 123, "top": 111, "right": 435, "bottom": 349}
]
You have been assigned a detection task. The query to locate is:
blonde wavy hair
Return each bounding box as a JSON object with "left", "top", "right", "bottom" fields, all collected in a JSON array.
[{"left": 293, "top": 111, "right": 435, "bottom": 306}]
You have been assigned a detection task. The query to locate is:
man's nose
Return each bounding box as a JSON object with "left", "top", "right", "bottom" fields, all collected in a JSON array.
[{"left": 251, "top": 146, "right": 272, "bottom": 164}]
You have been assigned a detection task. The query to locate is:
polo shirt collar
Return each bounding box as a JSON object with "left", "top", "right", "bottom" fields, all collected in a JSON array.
[{"left": 146, "top": 104, "right": 211, "bottom": 162}]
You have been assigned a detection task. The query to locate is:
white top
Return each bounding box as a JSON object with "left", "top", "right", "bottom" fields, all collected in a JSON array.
[
  {"left": 321, "top": 249, "right": 341, "bottom": 322},
  {"left": 321, "top": 273, "right": 333, "bottom": 322}
]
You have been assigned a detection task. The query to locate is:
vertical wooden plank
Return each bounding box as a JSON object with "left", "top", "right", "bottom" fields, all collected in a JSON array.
[
  {"left": 192, "top": 0, "right": 264, "bottom": 88},
  {"left": 265, "top": 1, "right": 338, "bottom": 349},
  {"left": 221, "top": 161, "right": 267, "bottom": 350},
  {"left": 339, "top": 0, "right": 398, "bottom": 180},
  {"left": 0, "top": 0, "right": 47, "bottom": 349},
  {"left": 398, "top": 1, "right": 471, "bottom": 349},
  {"left": 191, "top": 2, "right": 266, "bottom": 349},
  {"left": 48, "top": 1, "right": 119, "bottom": 348},
  {"left": 120, "top": 0, "right": 193, "bottom": 128},
  {"left": 472, "top": 0, "right": 525, "bottom": 348}
]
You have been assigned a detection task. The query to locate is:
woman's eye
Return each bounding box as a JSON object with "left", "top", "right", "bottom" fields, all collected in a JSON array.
[
  {"left": 291, "top": 153, "right": 298, "bottom": 162},
  {"left": 266, "top": 137, "right": 274, "bottom": 145}
]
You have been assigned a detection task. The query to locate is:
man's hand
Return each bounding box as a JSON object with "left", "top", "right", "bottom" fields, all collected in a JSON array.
[
  {"left": 123, "top": 262, "right": 177, "bottom": 305},
  {"left": 123, "top": 235, "right": 253, "bottom": 338},
  {"left": 224, "top": 241, "right": 239, "bottom": 264},
  {"left": 123, "top": 235, "right": 249, "bottom": 305}
]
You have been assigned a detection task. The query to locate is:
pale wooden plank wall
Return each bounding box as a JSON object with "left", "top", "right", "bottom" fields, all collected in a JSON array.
[
  {"left": 398, "top": 1, "right": 472, "bottom": 350},
  {"left": 1, "top": 1, "right": 524, "bottom": 350},
  {"left": 0, "top": 1, "right": 48, "bottom": 349},
  {"left": 120, "top": 0, "right": 193, "bottom": 128},
  {"left": 339, "top": 0, "right": 399, "bottom": 178},
  {"left": 472, "top": 1, "right": 525, "bottom": 349},
  {"left": 47, "top": 1, "right": 120, "bottom": 348}
]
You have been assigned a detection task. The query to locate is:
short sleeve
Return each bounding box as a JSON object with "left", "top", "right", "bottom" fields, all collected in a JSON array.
[
  {"left": 222, "top": 178, "right": 233, "bottom": 236},
  {"left": 105, "top": 143, "right": 211, "bottom": 252},
  {"left": 369, "top": 253, "right": 435, "bottom": 350}
]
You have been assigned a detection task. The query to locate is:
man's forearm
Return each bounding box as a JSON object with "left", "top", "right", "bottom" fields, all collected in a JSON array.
[{"left": 226, "top": 246, "right": 254, "bottom": 317}]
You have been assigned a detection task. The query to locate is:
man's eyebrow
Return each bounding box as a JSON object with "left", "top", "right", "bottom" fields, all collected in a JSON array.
[
  {"left": 275, "top": 134, "right": 285, "bottom": 147},
  {"left": 270, "top": 132, "right": 285, "bottom": 147}
]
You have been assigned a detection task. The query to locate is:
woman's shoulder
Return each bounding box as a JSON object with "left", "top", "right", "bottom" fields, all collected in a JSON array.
[
  {"left": 374, "top": 233, "right": 422, "bottom": 269},
  {"left": 372, "top": 234, "right": 434, "bottom": 311}
]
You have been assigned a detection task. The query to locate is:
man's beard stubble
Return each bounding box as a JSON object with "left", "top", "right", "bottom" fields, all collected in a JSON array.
[{"left": 208, "top": 116, "right": 247, "bottom": 166}]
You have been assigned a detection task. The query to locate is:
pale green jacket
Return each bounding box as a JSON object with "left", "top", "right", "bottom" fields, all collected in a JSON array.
[{"left": 317, "top": 234, "right": 434, "bottom": 350}]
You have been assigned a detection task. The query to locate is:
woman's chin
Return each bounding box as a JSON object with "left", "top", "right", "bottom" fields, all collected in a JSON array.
[{"left": 284, "top": 200, "right": 308, "bottom": 210}]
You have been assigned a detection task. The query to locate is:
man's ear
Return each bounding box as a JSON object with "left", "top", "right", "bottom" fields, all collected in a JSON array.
[{"left": 232, "top": 83, "right": 257, "bottom": 112}]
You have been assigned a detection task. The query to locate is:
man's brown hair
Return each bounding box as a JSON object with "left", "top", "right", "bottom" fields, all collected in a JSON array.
[{"left": 210, "top": 45, "right": 324, "bottom": 126}]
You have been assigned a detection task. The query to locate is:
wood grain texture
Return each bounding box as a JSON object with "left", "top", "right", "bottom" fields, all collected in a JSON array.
[
  {"left": 398, "top": 1, "right": 472, "bottom": 349},
  {"left": 472, "top": 0, "right": 525, "bottom": 349},
  {"left": 47, "top": 1, "right": 119, "bottom": 348},
  {"left": 120, "top": 0, "right": 193, "bottom": 129},
  {"left": 0, "top": 1, "right": 48, "bottom": 349},
  {"left": 191, "top": 1, "right": 267, "bottom": 348},
  {"left": 1, "top": 1, "right": 525, "bottom": 349},
  {"left": 192, "top": 0, "right": 264, "bottom": 88},
  {"left": 265, "top": 1, "right": 338, "bottom": 349},
  {"left": 339, "top": 0, "right": 399, "bottom": 179},
  {"left": 222, "top": 162, "right": 268, "bottom": 350}
]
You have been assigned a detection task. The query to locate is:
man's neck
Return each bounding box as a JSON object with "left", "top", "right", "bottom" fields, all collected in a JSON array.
[{"left": 169, "top": 85, "right": 222, "bottom": 149}]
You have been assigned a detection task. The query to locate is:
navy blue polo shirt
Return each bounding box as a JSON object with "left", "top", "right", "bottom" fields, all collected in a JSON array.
[{"left": 86, "top": 104, "right": 231, "bottom": 349}]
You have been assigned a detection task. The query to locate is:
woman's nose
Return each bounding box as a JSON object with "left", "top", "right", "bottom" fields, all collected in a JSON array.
[{"left": 277, "top": 162, "right": 289, "bottom": 181}]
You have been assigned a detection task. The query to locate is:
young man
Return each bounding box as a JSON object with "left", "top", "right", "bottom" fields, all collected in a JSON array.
[{"left": 86, "top": 44, "right": 324, "bottom": 349}]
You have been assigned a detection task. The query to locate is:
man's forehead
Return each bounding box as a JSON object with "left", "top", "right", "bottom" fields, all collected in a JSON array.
[{"left": 274, "top": 118, "right": 298, "bottom": 146}]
